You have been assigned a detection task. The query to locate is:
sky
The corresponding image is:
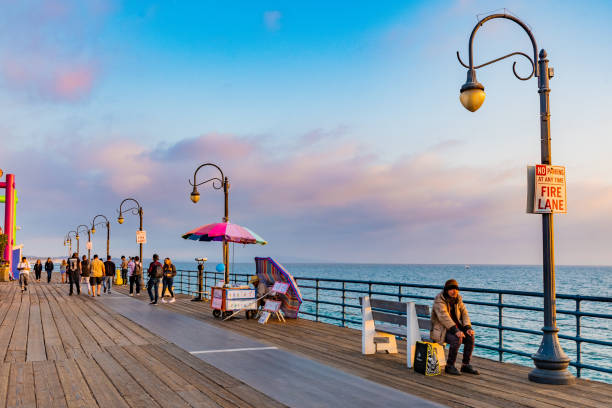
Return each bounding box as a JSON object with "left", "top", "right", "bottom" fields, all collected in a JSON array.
[{"left": 1, "top": 0, "right": 612, "bottom": 265}]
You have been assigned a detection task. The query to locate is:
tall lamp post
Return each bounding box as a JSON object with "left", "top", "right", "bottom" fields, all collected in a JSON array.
[
  {"left": 64, "top": 231, "right": 76, "bottom": 256},
  {"left": 117, "top": 198, "right": 144, "bottom": 262},
  {"left": 77, "top": 224, "right": 91, "bottom": 260},
  {"left": 91, "top": 214, "right": 111, "bottom": 259},
  {"left": 457, "top": 13, "right": 573, "bottom": 385},
  {"left": 189, "top": 163, "right": 230, "bottom": 284}
]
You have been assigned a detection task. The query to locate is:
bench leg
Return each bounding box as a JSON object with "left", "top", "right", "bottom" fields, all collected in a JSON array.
[
  {"left": 375, "top": 332, "right": 397, "bottom": 354},
  {"left": 362, "top": 296, "right": 376, "bottom": 354}
]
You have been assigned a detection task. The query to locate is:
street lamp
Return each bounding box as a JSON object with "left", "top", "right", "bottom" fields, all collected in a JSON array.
[
  {"left": 189, "top": 163, "right": 230, "bottom": 284},
  {"left": 117, "top": 198, "right": 144, "bottom": 262},
  {"left": 77, "top": 224, "right": 91, "bottom": 260},
  {"left": 91, "top": 214, "right": 111, "bottom": 259},
  {"left": 67, "top": 230, "right": 78, "bottom": 256},
  {"left": 65, "top": 230, "right": 76, "bottom": 255},
  {"left": 457, "top": 13, "right": 572, "bottom": 385}
]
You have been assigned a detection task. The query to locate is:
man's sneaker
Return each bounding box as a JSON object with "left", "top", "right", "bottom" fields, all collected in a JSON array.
[
  {"left": 151, "top": 302, "right": 158, "bottom": 305},
  {"left": 161, "top": 298, "right": 167, "bottom": 303},
  {"left": 169, "top": 297, "right": 176, "bottom": 303},
  {"left": 129, "top": 293, "right": 134, "bottom": 297},
  {"left": 445, "top": 365, "right": 461, "bottom": 376},
  {"left": 460, "top": 365, "right": 480, "bottom": 375}
]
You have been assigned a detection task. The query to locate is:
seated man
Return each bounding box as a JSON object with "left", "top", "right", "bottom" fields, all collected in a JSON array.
[{"left": 430, "top": 279, "right": 479, "bottom": 375}]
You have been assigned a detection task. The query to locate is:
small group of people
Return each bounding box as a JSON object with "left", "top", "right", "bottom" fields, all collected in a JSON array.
[
  {"left": 16, "top": 257, "right": 57, "bottom": 291},
  {"left": 65, "top": 253, "right": 116, "bottom": 296},
  {"left": 145, "top": 254, "right": 176, "bottom": 305}
]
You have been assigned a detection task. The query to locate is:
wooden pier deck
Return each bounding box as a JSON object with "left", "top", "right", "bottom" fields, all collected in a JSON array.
[
  {"left": 111, "top": 283, "right": 612, "bottom": 408},
  {"left": 0, "top": 280, "right": 285, "bottom": 408}
]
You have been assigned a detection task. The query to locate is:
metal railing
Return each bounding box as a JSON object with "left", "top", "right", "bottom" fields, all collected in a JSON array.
[{"left": 174, "top": 269, "right": 612, "bottom": 380}]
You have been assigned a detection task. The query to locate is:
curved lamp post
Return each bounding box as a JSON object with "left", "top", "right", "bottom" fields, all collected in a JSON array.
[
  {"left": 66, "top": 230, "right": 78, "bottom": 256},
  {"left": 457, "top": 13, "right": 572, "bottom": 385},
  {"left": 76, "top": 224, "right": 91, "bottom": 260},
  {"left": 189, "top": 163, "right": 230, "bottom": 284},
  {"left": 65, "top": 230, "right": 77, "bottom": 256},
  {"left": 117, "top": 198, "right": 143, "bottom": 262},
  {"left": 91, "top": 214, "right": 111, "bottom": 259}
]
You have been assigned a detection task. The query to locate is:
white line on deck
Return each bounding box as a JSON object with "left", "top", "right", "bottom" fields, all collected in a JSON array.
[{"left": 190, "top": 346, "right": 278, "bottom": 354}]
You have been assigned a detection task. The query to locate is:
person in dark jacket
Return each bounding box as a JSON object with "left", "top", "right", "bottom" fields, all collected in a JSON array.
[
  {"left": 430, "top": 279, "right": 479, "bottom": 376},
  {"left": 67, "top": 253, "right": 81, "bottom": 295},
  {"left": 44, "top": 258, "right": 54, "bottom": 283},
  {"left": 34, "top": 259, "right": 43, "bottom": 282},
  {"left": 103, "top": 255, "right": 116, "bottom": 294},
  {"left": 147, "top": 254, "right": 162, "bottom": 305},
  {"left": 161, "top": 257, "right": 177, "bottom": 303}
]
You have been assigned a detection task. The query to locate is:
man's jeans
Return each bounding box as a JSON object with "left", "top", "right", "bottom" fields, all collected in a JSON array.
[
  {"left": 445, "top": 330, "right": 475, "bottom": 366},
  {"left": 103, "top": 276, "right": 113, "bottom": 293},
  {"left": 147, "top": 277, "right": 159, "bottom": 303}
]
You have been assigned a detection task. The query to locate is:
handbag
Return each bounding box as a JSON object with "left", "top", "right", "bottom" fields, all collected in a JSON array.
[{"left": 414, "top": 341, "right": 442, "bottom": 376}]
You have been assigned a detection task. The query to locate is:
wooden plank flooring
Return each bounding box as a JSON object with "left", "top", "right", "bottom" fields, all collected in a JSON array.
[
  {"left": 0, "top": 278, "right": 286, "bottom": 408},
  {"left": 112, "top": 283, "right": 612, "bottom": 408}
]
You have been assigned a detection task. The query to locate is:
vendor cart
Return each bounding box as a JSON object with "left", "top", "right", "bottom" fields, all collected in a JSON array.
[{"left": 211, "top": 286, "right": 258, "bottom": 319}]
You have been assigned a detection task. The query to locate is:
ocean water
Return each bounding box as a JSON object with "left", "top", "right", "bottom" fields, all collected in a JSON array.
[{"left": 174, "top": 262, "right": 611, "bottom": 383}]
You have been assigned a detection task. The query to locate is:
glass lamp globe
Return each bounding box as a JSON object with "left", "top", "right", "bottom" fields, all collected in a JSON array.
[{"left": 460, "top": 69, "right": 485, "bottom": 112}]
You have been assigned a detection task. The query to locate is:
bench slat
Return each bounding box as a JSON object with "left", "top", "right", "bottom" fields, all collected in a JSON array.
[
  {"left": 375, "top": 324, "right": 405, "bottom": 337},
  {"left": 371, "top": 311, "right": 406, "bottom": 326},
  {"left": 415, "top": 304, "right": 430, "bottom": 316},
  {"left": 418, "top": 318, "right": 431, "bottom": 331},
  {"left": 368, "top": 298, "right": 405, "bottom": 312},
  {"left": 373, "top": 337, "right": 390, "bottom": 344}
]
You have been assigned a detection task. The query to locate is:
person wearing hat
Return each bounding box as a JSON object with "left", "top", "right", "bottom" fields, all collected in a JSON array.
[
  {"left": 430, "top": 279, "right": 479, "bottom": 376},
  {"left": 249, "top": 275, "right": 269, "bottom": 308}
]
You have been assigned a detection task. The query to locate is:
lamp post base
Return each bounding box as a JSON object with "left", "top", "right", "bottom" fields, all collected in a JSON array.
[
  {"left": 528, "top": 367, "right": 574, "bottom": 385},
  {"left": 529, "top": 328, "right": 575, "bottom": 385}
]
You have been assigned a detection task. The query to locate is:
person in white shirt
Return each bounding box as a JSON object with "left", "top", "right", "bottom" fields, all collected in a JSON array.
[{"left": 17, "top": 257, "right": 30, "bottom": 292}]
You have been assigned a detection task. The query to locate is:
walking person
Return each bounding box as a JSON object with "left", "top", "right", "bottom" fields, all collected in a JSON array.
[
  {"left": 430, "top": 279, "right": 479, "bottom": 376},
  {"left": 161, "top": 257, "right": 176, "bottom": 303},
  {"left": 34, "top": 259, "right": 43, "bottom": 282},
  {"left": 60, "top": 259, "right": 67, "bottom": 283},
  {"left": 103, "top": 255, "right": 115, "bottom": 294},
  {"left": 81, "top": 255, "right": 92, "bottom": 296},
  {"left": 147, "top": 254, "right": 163, "bottom": 305},
  {"left": 17, "top": 257, "right": 30, "bottom": 292},
  {"left": 128, "top": 256, "right": 140, "bottom": 296},
  {"left": 45, "top": 257, "right": 54, "bottom": 283},
  {"left": 120, "top": 256, "right": 128, "bottom": 285},
  {"left": 90, "top": 254, "right": 105, "bottom": 297},
  {"left": 67, "top": 253, "right": 80, "bottom": 295}
]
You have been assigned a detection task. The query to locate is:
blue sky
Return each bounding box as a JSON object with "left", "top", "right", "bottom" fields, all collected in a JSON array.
[{"left": 1, "top": 0, "right": 612, "bottom": 265}]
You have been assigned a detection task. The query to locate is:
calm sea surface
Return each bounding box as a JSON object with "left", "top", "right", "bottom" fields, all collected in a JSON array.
[{"left": 171, "top": 262, "right": 611, "bottom": 383}]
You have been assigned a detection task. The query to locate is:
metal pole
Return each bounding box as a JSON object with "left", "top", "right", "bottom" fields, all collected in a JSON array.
[
  {"left": 76, "top": 236, "right": 80, "bottom": 257},
  {"left": 88, "top": 230, "right": 91, "bottom": 260},
  {"left": 223, "top": 176, "right": 229, "bottom": 285},
  {"left": 528, "top": 49, "right": 573, "bottom": 385},
  {"left": 139, "top": 207, "right": 143, "bottom": 263},
  {"left": 106, "top": 221, "right": 110, "bottom": 259}
]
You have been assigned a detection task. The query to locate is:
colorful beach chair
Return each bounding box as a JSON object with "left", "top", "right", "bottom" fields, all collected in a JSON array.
[{"left": 255, "top": 257, "right": 302, "bottom": 318}]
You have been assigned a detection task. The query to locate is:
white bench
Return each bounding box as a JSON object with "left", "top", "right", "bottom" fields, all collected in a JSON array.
[{"left": 361, "top": 296, "right": 446, "bottom": 368}]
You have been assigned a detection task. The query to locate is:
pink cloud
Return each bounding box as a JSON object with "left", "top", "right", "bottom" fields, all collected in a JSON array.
[{"left": 52, "top": 66, "right": 96, "bottom": 100}]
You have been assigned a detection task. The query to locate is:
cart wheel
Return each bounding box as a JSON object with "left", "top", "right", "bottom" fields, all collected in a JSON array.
[
  {"left": 213, "top": 309, "right": 221, "bottom": 318},
  {"left": 245, "top": 310, "right": 253, "bottom": 320},
  {"left": 222, "top": 311, "right": 232, "bottom": 319}
]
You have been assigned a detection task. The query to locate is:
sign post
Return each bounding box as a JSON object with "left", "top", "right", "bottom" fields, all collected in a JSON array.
[
  {"left": 136, "top": 230, "right": 147, "bottom": 244},
  {"left": 527, "top": 165, "right": 567, "bottom": 214}
]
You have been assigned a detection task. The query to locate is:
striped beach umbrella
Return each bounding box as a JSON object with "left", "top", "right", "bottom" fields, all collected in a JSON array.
[{"left": 182, "top": 222, "right": 267, "bottom": 245}]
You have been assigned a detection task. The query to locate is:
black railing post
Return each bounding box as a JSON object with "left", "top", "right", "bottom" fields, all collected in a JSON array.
[
  {"left": 576, "top": 296, "right": 581, "bottom": 378},
  {"left": 315, "top": 279, "right": 320, "bottom": 322},
  {"left": 368, "top": 282, "right": 372, "bottom": 298},
  {"left": 192, "top": 264, "right": 204, "bottom": 301},
  {"left": 398, "top": 285, "right": 402, "bottom": 301},
  {"left": 498, "top": 293, "right": 504, "bottom": 362},
  {"left": 342, "top": 281, "right": 346, "bottom": 327}
]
